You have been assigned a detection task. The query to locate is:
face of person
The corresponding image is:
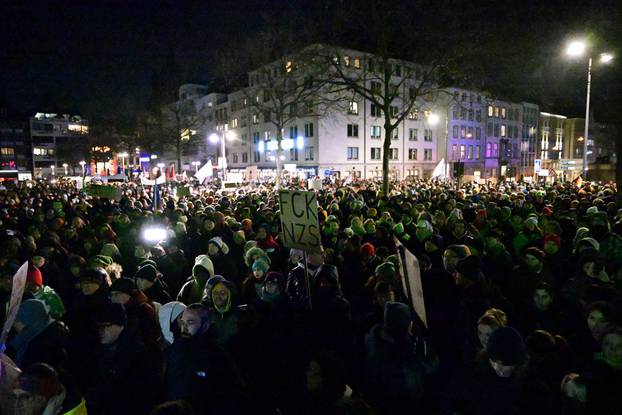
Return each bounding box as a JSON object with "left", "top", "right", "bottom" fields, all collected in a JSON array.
[
  {"left": 180, "top": 310, "right": 204, "bottom": 339},
  {"left": 533, "top": 289, "right": 552, "bottom": 311},
  {"left": 204, "top": 220, "right": 215, "bottom": 232},
  {"left": 212, "top": 283, "right": 230, "bottom": 310},
  {"left": 307, "top": 252, "right": 324, "bottom": 267},
  {"left": 587, "top": 309, "right": 610, "bottom": 341},
  {"left": 264, "top": 281, "right": 280, "bottom": 296},
  {"left": 306, "top": 360, "right": 322, "bottom": 392},
  {"left": 376, "top": 290, "right": 395, "bottom": 310},
  {"left": 111, "top": 291, "right": 131, "bottom": 305},
  {"left": 253, "top": 269, "right": 264, "bottom": 280},
  {"left": 136, "top": 278, "right": 154, "bottom": 291},
  {"left": 602, "top": 333, "right": 622, "bottom": 369},
  {"left": 442, "top": 251, "right": 456, "bottom": 272},
  {"left": 543, "top": 241, "right": 559, "bottom": 255},
  {"left": 489, "top": 359, "right": 517, "bottom": 378},
  {"left": 523, "top": 254, "right": 541, "bottom": 270},
  {"left": 208, "top": 244, "right": 219, "bottom": 256},
  {"left": 80, "top": 280, "right": 100, "bottom": 296},
  {"left": 478, "top": 324, "right": 496, "bottom": 349},
  {"left": 98, "top": 323, "right": 124, "bottom": 345},
  {"left": 256, "top": 228, "right": 267, "bottom": 240}
]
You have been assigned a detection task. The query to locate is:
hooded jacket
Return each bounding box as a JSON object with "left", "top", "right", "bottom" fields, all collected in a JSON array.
[{"left": 177, "top": 255, "right": 214, "bottom": 305}]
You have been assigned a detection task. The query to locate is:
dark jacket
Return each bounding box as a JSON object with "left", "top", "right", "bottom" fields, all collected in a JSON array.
[
  {"left": 286, "top": 263, "right": 340, "bottom": 309},
  {"left": 164, "top": 331, "right": 246, "bottom": 413}
]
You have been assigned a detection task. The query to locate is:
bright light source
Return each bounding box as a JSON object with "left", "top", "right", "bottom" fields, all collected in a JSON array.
[
  {"left": 62, "top": 163, "right": 68, "bottom": 167},
  {"left": 157, "top": 163, "right": 165, "bottom": 168},
  {"left": 150, "top": 154, "right": 158, "bottom": 159},
  {"left": 296, "top": 136, "right": 305, "bottom": 149},
  {"left": 118, "top": 152, "right": 129, "bottom": 158},
  {"left": 208, "top": 133, "right": 220, "bottom": 143},
  {"left": 279, "top": 155, "right": 286, "bottom": 161},
  {"left": 281, "top": 139, "right": 294, "bottom": 150},
  {"left": 225, "top": 131, "right": 236, "bottom": 141},
  {"left": 427, "top": 113, "right": 440, "bottom": 125},
  {"left": 142, "top": 226, "right": 167, "bottom": 243},
  {"left": 567, "top": 40, "right": 586, "bottom": 57},
  {"left": 258, "top": 141, "right": 265, "bottom": 152},
  {"left": 269, "top": 155, "right": 276, "bottom": 161},
  {"left": 79, "top": 160, "right": 86, "bottom": 166},
  {"left": 600, "top": 53, "right": 614, "bottom": 63}
]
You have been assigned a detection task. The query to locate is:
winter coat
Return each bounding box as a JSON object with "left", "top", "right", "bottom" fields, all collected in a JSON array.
[
  {"left": 176, "top": 254, "right": 214, "bottom": 305},
  {"left": 17, "top": 320, "right": 70, "bottom": 375},
  {"left": 32, "top": 285, "right": 66, "bottom": 320},
  {"left": 142, "top": 279, "right": 172, "bottom": 305},
  {"left": 164, "top": 331, "right": 246, "bottom": 414},
  {"left": 286, "top": 263, "right": 340, "bottom": 309}
]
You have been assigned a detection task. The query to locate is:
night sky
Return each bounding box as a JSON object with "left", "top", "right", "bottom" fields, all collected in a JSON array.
[{"left": 1, "top": 0, "right": 620, "bottom": 124}]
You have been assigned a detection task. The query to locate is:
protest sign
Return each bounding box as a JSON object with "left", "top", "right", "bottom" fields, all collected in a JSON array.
[
  {"left": 394, "top": 237, "right": 427, "bottom": 328},
  {"left": 0, "top": 262, "right": 28, "bottom": 345},
  {"left": 278, "top": 190, "right": 321, "bottom": 253},
  {"left": 86, "top": 185, "right": 121, "bottom": 200}
]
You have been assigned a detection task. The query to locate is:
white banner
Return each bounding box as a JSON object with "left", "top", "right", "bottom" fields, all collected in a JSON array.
[
  {"left": 0, "top": 262, "right": 29, "bottom": 345},
  {"left": 394, "top": 237, "right": 427, "bottom": 327}
]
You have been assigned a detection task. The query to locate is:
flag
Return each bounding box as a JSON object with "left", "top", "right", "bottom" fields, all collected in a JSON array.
[
  {"left": 195, "top": 160, "right": 213, "bottom": 183},
  {"left": 431, "top": 158, "right": 446, "bottom": 179},
  {"left": 169, "top": 163, "right": 176, "bottom": 180},
  {"left": 573, "top": 176, "right": 583, "bottom": 187}
]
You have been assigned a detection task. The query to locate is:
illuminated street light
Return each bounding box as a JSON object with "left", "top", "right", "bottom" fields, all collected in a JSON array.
[
  {"left": 208, "top": 133, "right": 220, "bottom": 144},
  {"left": 566, "top": 40, "right": 586, "bottom": 57},
  {"left": 564, "top": 38, "right": 613, "bottom": 178},
  {"left": 427, "top": 113, "right": 440, "bottom": 125},
  {"left": 62, "top": 163, "right": 68, "bottom": 175}
]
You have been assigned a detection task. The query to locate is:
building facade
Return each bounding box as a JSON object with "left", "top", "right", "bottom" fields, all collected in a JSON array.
[
  {"left": 538, "top": 112, "right": 566, "bottom": 179},
  {"left": 30, "top": 112, "right": 89, "bottom": 178},
  {"left": 0, "top": 107, "right": 31, "bottom": 180}
]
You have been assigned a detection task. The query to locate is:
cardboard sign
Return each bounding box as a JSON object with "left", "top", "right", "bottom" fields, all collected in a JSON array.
[
  {"left": 0, "top": 262, "right": 28, "bottom": 345},
  {"left": 394, "top": 237, "right": 427, "bottom": 328},
  {"left": 278, "top": 190, "right": 321, "bottom": 253},
  {"left": 86, "top": 185, "right": 121, "bottom": 200}
]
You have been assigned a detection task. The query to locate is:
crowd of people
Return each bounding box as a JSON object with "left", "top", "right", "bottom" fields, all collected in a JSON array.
[{"left": 0, "top": 176, "right": 621, "bottom": 415}]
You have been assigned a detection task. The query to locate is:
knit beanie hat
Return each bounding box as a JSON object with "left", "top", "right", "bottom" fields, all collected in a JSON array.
[
  {"left": 446, "top": 244, "right": 472, "bottom": 260},
  {"left": 80, "top": 268, "right": 108, "bottom": 285},
  {"left": 88, "top": 255, "right": 113, "bottom": 269},
  {"left": 233, "top": 230, "right": 246, "bottom": 245},
  {"left": 375, "top": 262, "right": 397, "bottom": 280},
  {"left": 100, "top": 243, "right": 121, "bottom": 258},
  {"left": 384, "top": 302, "right": 412, "bottom": 340},
  {"left": 208, "top": 237, "right": 230, "bottom": 255},
  {"left": 95, "top": 302, "right": 127, "bottom": 327},
  {"left": 135, "top": 264, "right": 159, "bottom": 282},
  {"left": 361, "top": 242, "right": 375, "bottom": 257},
  {"left": 486, "top": 326, "right": 526, "bottom": 365},
  {"left": 27, "top": 265, "right": 43, "bottom": 287},
  {"left": 543, "top": 233, "right": 561, "bottom": 248},
  {"left": 241, "top": 218, "right": 253, "bottom": 231},
  {"left": 252, "top": 258, "right": 270, "bottom": 273},
  {"left": 244, "top": 240, "right": 258, "bottom": 253},
  {"left": 456, "top": 255, "right": 482, "bottom": 281},
  {"left": 110, "top": 277, "right": 136, "bottom": 295}
]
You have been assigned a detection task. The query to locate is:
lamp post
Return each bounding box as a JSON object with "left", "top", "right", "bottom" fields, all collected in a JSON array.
[
  {"left": 209, "top": 128, "right": 235, "bottom": 186},
  {"left": 566, "top": 39, "right": 613, "bottom": 179},
  {"left": 62, "top": 163, "right": 68, "bottom": 176},
  {"left": 50, "top": 164, "right": 55, "bottom": 177}
]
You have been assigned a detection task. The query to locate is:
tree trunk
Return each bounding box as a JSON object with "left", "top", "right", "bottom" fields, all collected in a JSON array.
[
  {"left": 616, "top": 122, "right": 622, "bottom": 205},
  {"left": 382, "top": 120, "right": 393, "bottom": 196},
  {"left": 276, "top": 128, "right": 283, "bottom": 190},
  {"left": 176, "top": 139, "right": 182, "bottom": 173}
]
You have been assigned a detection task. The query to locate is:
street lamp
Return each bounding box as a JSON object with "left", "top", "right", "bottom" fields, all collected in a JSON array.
[
  {"left": 50, "top": 165, "right": 55, "bottom": 177},
  {"left": 427, "top": 113, "right": 440, "bottom": 125},
  {"left": 209, "top": 129, "right": 236, "bottom": 185},
  {"left": 79, "top": 160, "right": 86, "bottom": 176},
  {"left": 565, "top": 38, "right": 613, "bottom": 178},
  {"left": 62, "top": 163, "right": 68, "bottom": 175}
]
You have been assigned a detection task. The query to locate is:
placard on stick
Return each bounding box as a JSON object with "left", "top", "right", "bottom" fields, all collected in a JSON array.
[{"left": 278, "top": 190, "right": 321, "bottom": 253}]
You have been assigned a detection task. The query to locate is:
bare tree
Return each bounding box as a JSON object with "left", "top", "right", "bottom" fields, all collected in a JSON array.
[{"left": 162, "top": 99, "right": 203, "bottom": 171}]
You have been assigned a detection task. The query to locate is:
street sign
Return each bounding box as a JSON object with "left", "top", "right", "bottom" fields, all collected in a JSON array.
[{"left": 278, "top": 190, "right": 321, "bottom": 253}]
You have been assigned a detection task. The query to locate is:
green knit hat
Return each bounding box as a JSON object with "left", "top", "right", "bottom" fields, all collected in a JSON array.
[{"left": 375, "top": 262, "right": 397, "bottom": 280}]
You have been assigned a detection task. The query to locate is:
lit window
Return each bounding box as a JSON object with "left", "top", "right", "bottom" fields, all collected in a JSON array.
[
  {"left": 475, "top": 145, "right": 481, "bottom": 159},
  {"left": 460, "top": 145, "right": 466, "bottom": 159},
  {"left": 488, "top": 106, "right": 493, "bottom": 117},
  {"left": 500, "top": 108, "right": 506, "bottom": 118},
  {"left": 285, "top": 61, "right": 293, "bottom": 73},
  {"left": 500, "top": 125, "right": 506, "bottom": 137},
  {"left": 344, "top": 55, "right": 350, "bottom": 66},
  {"left": 354, "top": 57, "right": 361, "bottom": 68},
  {"left": 349, "top": 101, "right": 358, "bottom": 115}
]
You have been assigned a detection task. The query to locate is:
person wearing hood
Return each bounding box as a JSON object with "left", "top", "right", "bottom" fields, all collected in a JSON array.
[
  {"left": 155, "top": 240, "right": 190, "bottom": 298},
  {"left": 8, "top": 299, "right": 70, "bottom": 373},
  {"left": 255, "top": 223, "right": 279, "bottom": 256},
  {"left": 110, "top": 277, "right": 161, "bottom": 347},
  {"left": 509, "top": 247, "right": 553, "bottom": 306},
  {"left": 69, "top": 268, "right": 111, "bottom": 346},
  {"left": 209, "top": 279, "right": 246, "bottom": 347},
  {"left": 134, "top": 263, "right": 172, "bottom": 306},
  {"left": 177, "top": 254, "right": 214, "bottom": 305},
  {"left": 363, "top": 301, "right": 438, "bottom": 413},
  {"left": 164, "top": 303, "right": 246, "bottom": 414},
  {"left": 208, "top": 236, "right": 240, "bottom": 287},
  {"left": 158, "top": 301, "right": 186, "bottom": 347}
]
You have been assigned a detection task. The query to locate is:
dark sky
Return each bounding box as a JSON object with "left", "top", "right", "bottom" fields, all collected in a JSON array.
[{"left": 1, "top": 0, "right": 620, "bottom": 123}]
